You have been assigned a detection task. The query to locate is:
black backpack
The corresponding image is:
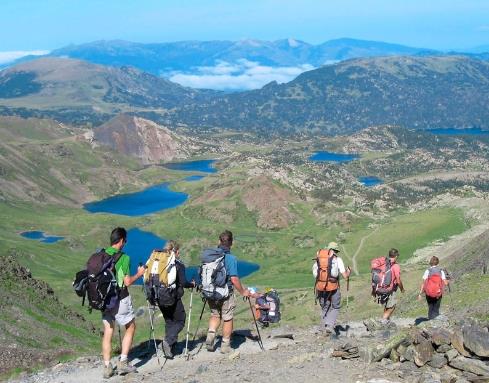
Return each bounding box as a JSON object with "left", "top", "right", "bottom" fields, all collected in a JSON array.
[{"left": 73, "top": 249, "right": 122, "bottom": 312}]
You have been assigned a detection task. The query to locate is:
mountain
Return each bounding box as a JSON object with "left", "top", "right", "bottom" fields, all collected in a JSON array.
[
  {"left": 172, "top": 55, "right": 489, "bottom": 134},
  {"left": 94, "top": 114, "right": 190, "bottom": 165},
  {"left": 2, "top": 56, "right": 489, "bottom": 135},
  {"left": 15, "top": 38, "right": 436, "bottom": 75},
  {"left": 0, "top": 57, "right": 215, "bottom": 125}
]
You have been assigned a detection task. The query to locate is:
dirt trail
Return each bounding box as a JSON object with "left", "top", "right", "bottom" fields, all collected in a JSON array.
[
  {"left": 349, "top": 226, "right": 379, "bottom": 275},
  {"left": 12, "top": 320, "right": 414, "bottom": 383}
]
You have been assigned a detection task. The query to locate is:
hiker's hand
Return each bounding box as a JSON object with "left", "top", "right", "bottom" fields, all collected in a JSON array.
[
  {"left": 242, "top": 289, "right": 251, "bottom": 298},
  {"left": 417, "top": 293, "right": 422, "bottom": 301},
  {"left": 191, "top": 280, "right": 196, "bottom": 288},
  {"left": 136, "top": 265, "right": 146, "bottom": 277}
]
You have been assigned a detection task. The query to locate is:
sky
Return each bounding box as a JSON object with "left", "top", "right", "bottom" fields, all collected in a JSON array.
[{"left": 1, "top": 0, "right": 489, "bottom": 53}]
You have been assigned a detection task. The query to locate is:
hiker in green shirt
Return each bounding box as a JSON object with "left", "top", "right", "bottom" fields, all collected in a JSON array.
[{"left": 102, "top": 227, "right": 145, "bottom": 379}]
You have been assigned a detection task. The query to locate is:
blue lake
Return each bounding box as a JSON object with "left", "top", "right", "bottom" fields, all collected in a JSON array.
[
  {"left": 310, "top": 151, "right": 360, "bottom": 163},
  {"left": 359, "top": 176, "right": 384, "bottom": 187},
  {"left": 84, "top": 183, "right": 188, "bottom": 216},
  {"left": 426, "top": 128, "right": 489, "bottom": 136},
  {"left": 21, "top": 231, "right": 64, "bottom": 243},
  {"left": 185, "top": 175, "right": 205, "bottom": 182},
  {"left": 164, "top": 159, "right": 217, "bottom": 173},
  {"left": 124, "top": 228, "right": 259, "bottom": 284}
]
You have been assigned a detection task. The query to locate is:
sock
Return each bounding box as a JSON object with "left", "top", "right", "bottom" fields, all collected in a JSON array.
[
  {"left": 104, "top": 361, "right": 111, "bottom": 368},
  {"left": 222, "top": 337, "right": 230, "bottom": 343},
  {"left": 120, "top": 354, "right": 128, "bottom": 362}
]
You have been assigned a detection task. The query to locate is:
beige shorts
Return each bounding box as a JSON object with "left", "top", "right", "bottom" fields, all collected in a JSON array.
[
  {"left": 208, "top": 294, "right": 236, "bottom": 321},
  {"left": 102, "top": 296, "right": 135, "bottom": 327},
  {"left": 384, "top": 290, "right": 398, "bottom": 309}
]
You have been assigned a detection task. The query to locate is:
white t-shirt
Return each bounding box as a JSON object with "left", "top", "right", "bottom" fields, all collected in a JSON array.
[
  {"left": 312, "top": 256, "right": 346, "bottom": 279},
  {"left": 422, "top": 266, "right": 446, "bottom": 280}
]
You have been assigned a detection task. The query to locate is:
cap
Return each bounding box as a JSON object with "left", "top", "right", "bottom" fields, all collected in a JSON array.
[{"left": 327, "top": 241, "right": 340, "bottom": 252}]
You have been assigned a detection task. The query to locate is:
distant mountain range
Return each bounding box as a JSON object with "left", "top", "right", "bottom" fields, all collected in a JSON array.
[
  {"left": 1, "top": 55, "right": 489, "bottom": 134},
  {"left": 7, "top": 38, "right": 438, "bottom": 74}
]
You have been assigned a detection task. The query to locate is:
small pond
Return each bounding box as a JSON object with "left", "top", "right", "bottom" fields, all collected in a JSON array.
[
  {"left": 21, "top": 231, "right": 64, "bottom": 243},
  {"left": 425, "top": 128, "right": 489, "bottom": 136},
  {"left": 310, "top": 151, "right": 360, "bottom": 163},
  {"left": 164, "top": 159, "right": 217, "bottom": 173},
  {"left": 185, "top": 175, "right": 205, "bottom": 182},
  {"left": 359, "top": 176, "right": 384, "bottom": 187}
]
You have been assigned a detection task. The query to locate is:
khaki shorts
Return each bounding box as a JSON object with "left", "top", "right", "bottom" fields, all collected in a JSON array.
[
  {"left": 208, "top": 294, "right": 236, "bottom": 321},
  {"left": 102, "top": 296, "right": 135, "bottom": 327},
  {"left": 384, "top": 290, "right": 398, "bottom": 309}
]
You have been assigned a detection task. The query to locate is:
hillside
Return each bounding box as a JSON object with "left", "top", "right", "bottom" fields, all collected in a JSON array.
[
  {"left": 174, "top": 56, "right": 489, "bottom": 134},
  {"left": 2, "top": 56, "right": 489, "bottom": 135},
  {"left": 0, "top": 58, "right": 215, "bottom": 125},
  {"left": 0, "top": 253, "right": 97, "bottom": 378}
]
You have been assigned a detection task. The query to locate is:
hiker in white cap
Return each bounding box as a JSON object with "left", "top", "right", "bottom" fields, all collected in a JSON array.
[{"left": 312, "top": 241, "right": 351, "bottom": 334}]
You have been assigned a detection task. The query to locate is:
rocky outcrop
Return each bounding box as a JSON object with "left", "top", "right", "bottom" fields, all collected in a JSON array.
[{"left": 94, "top": 114, "right": 186, "bottom": 164}]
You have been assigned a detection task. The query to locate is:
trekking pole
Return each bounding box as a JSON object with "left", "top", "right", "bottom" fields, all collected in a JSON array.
[
  {"left": 183, "top": 288, "right": 194, "bottom": 359},
  {"left": 247, "top": 297, "right": 265, "bottom": 351},
  {"left": 147, "top": 302, "right": 161, "bottom": 366},
  {"left": 118, "top": 325, "right": 122, "bottom": 352},
  {"left": 345, "top": 271, "right": 350, "bottom": 337},
  {"left": 187, "top": 298, "right": 207, "bottom": 360}
]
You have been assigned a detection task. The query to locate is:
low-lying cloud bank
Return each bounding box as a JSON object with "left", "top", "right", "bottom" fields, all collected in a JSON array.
[
  {"left": 0, "top": 50, "right": 50, "bottom": 65},
  {"left": 166, "top": 59, "right": 315, "bottom": 91}
]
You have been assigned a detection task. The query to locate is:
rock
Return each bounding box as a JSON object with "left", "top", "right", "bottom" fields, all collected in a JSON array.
[
  {"left": 431, "top": 329, "right": 452, "bottom": 346},
  {"left": 390, "top": 348, "right": 400, "bottom": 363},
  {"left": 266, "top": 342, "right": 279, "bottom": 351},
  {"left": 463, "top": 325, "right": 489, "bottom": 358},
  {"left": 437, "top": 344, "right": 452, "bottom": 353},
  {"left": 417, "top": 371, "right": 442, "bottom": 383},
  {"left": 429, "top": 353, "right": 448, "bottom": 369},
  {"left": 404, "top": 345, "right": 416, "bottom": 362},
  {"left": 414, "top": 339, "right": 434, "bottom": 367},
  {"left": 445, "top": 349, "right": 459, "bottom": 362},
  {"left": 449, "top": 356, "right": 489, "bottom": 376},
  {"left": 373, "top": 331, "right": 410, "bottom": 362},
  {"left": 228, "top": 351, "right": 240, "bottom": 361},
  {"left": 451, "top": 328, "right": 471, "bottom": 357}
]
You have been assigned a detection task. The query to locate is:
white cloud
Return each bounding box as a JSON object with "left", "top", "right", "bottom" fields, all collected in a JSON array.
[
  {"left": 0, "top": 50, "right": 49, "bottom": 65},
  {"left": 166, "top": 59, "right": 315, "bottom": 91}
]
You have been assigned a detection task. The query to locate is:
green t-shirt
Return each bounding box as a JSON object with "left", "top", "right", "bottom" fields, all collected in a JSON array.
[{"left": 105, "top": 246, "right": 130, "bottom": 288}]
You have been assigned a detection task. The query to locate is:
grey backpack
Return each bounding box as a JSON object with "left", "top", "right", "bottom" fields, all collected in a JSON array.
[{"left": 199, "top": 248, "right": 229, "bottom": 301}]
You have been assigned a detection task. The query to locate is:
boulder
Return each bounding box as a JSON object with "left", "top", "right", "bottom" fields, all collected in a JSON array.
[
  {"left": 463, "top": 325, "right": 489, "bottom": 358},
  {"left": 436, "top": 344, "right": 452, "bottom": 353},
  {"left": 451, "top": 328, "right": 470, "bottom": 357},
  {"left": 414, "top": 339, "right": 434, "bottom": 367},
  {"left": 445, "top": 348, "right": 459, "bottom": 362},
  {"left": 372, "top": 331, "right": 410, "bottom": 362},
  {"left": 403, "top": 345, "right": 416, "bottom": 362},
  {"left": 428, "top": 353, "right": 448, "bottom": 369},
  {"left": 390, "top": 348, "right": 400, "bottom": 363},
  {"left": 449, "top": 356, "right": 489, "bottom": 376},
  {"left": 431, "top": 328, "right": 452, "bottom": 346}
]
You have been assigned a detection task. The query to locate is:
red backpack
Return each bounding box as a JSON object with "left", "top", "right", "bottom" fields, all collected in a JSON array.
[
  {"left": 371, "top": 257, "right": 394, "bottom": 294},
  {"left": 423, "top": 267, "right": 444, "bottom": 298}
]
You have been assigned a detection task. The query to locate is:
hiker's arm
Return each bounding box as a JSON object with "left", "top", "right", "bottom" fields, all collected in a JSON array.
[
  {"left": 178, "top": 263, "right": 195, "bottom": 288},
  {"left": 341, "top": 266, "right": 351, "bottom": 279},
  {"left": 123, "top": 266, "right": 146, "bottom": 287},
  {"left": 230, "top": 276, "right": 250, "bottom": 297},
  {"left": 398, "top": 279, "right": 405, "bottom": 293}
]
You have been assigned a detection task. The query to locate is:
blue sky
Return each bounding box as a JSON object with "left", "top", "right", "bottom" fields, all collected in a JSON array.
[{"left": 1, "top": 0, "right": 489, "bottom": 52}]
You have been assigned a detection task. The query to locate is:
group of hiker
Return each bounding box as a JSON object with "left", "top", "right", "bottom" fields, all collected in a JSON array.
[{"left": 74, "top": 227, "right": 451, "bottom": 379}]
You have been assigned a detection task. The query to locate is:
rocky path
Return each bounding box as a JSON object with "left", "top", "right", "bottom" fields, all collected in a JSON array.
[{"left": 12, "top": 320, "right": 411, "bottom": 383}]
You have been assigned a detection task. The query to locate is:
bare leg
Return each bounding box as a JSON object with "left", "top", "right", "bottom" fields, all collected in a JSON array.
[
  {"left": 222, "top": 319, "right": 233, "bottom": 340},
  {"left": 121, "top": 320, "right": 136, "bottom": 356},
  {"left": 383, "top": 306, "right": 395, "bottom": 320},
  {"left": 208, "top": 316, "right": 221, "bottom": 332},
  {"left": 102, "top": 321, "right": 114, "bottom": 364}
]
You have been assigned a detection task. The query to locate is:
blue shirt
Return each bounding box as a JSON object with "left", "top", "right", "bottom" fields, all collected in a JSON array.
[{"left": 219, "top": 246, "right": 238, "bottom": 289}]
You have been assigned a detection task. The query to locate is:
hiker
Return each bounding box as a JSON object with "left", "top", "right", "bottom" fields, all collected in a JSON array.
[
  {"left": 313, "top": 241, "right": 351, "bottom": 334},
  {"left": 418, "top": 256, "right": 449, "bottom": 320},
  {"left": 371, "top": 248, "right": 405, "bottom": 323},
  {"left": 101, "top": 227, "right": 146, "bottom": 379},
  {"left": 144, "top": 241, "right": 195, "bottom": 358},
  {"left": 203, "top": 230, "right": 258, "bottom": 353}
]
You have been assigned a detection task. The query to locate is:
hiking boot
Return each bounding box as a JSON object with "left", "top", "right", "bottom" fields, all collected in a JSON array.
[
  {"left": 116, "top": 359, "right": 137, "bottom": 375},
  {"left": 220, "top": 341, "right": 232, "bottom": 354},
  {"left": 161, "top": 339, "right": 174, "bottom": 359},
  {"left": 103, "top": 362, "right": 115, "bottom": 379},
  {"left": 205, "top": 330, "right": 216, "bottom": 352}
]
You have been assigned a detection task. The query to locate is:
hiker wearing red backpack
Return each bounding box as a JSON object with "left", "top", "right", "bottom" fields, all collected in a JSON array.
[
  {"left": 312, "top": 242, "right": 351, "bottom": 335},
  {"left": 417, "top": 256, "right": 449, "bottom": 320},
  {"left": 371, "top": 248, "right": 404, "bottom": 323}
]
